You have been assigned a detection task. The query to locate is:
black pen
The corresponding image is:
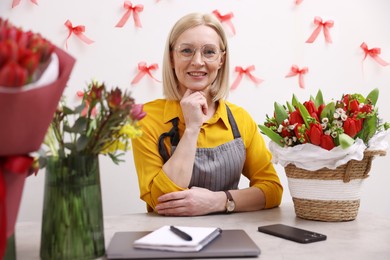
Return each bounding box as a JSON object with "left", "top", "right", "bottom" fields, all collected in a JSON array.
[{"left": 170, "top": 226, "right": 192, "bottom": 241}]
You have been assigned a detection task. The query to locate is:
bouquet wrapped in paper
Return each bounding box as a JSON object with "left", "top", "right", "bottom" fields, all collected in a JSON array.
[
  {"left": 0, "top": 18, "right": 76, "bottom": 155},
  {"left": 0, "top": 18, "right": 76, "bottom": 257}
]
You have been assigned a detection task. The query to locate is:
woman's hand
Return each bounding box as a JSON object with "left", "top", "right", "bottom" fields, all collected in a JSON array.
[
  {"left": 180, "top": 89, "right": 208, "bottom": 130},
  {"left": 155, "top": 187, "right": 225, "bottom": 216}
]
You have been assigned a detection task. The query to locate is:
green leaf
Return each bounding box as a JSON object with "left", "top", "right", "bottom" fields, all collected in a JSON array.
[
  {"left": 286, "top": 101, "right": 295, "bottom": 113},
  {"left": 315, "top": 90, "right": 324, "bottom": 108},
  {"left": 108, "top": 152, "right": 125, "bottom": 165},
  {"left": 274, "top": 102, "right": 288, "bottom": 125},
  {"left": 365, "top": 88, "right": 379, "bottom": 106},
  {"left": 76, "top": 134, "right": 89, "bottom": 152},
  {"left": 62, "top": 106, "right": 74, "bottom": 115},
  {"left": 292, "top": 94, "right": 299, "bottom": 108},
  {"left": 72, "top": 117, "right": 88, "bottom": 134},
  {"left": 356, "top": 112, "right": 378, "bottom": 144},
  {"left": 339, "top": 133, "right": 355, "bottom": 149},
  {"left": 258, "top": 125, "right": 284, "bottom": 147},
  {"left": 64, "top": 142, "right": 76, "bottom": 152},
  {"left": 320, "top": 102, "right": 335, "bottom": 121},
  {"left": 297, "top": 102, "right": 311, "bottom": 129},
  {"left": 74, "top": 104, "right": 86, "bottom": 114}
]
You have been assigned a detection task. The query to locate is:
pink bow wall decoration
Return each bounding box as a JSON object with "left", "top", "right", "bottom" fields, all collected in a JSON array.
[
  {"left": 12, "top": 0, "right": 38, "bottom": 8},
  {"left": 115, "top": 1, "right": 144, "bottom": 28},
  {"left": 306, "top": 16, "right": 334, "bottom": 44},
  {"left": 212, "top": 10, "right": 236, "bottom": 35},
  {"left": 285, "top": 65, "right": 308, "bottom": 89},
  {"left": 64, "top": 20, "right": 94, "bottom": 49},
  {"left": 360, "top": 42, "right": 389, "bottom": 67},
  {"left": 230, "top": 65, "right": 263, "bottom": 90},
  {"left": 131, "top": 62, "right": 161, "bottom": 85}
]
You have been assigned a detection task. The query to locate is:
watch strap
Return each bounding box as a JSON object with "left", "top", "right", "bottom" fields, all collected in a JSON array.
[
  {"left": 224, "top": 190, "right": 235, "bottom": 213},
  {"left": 224, "top": 190, "right": 233, "bottom": 201}
]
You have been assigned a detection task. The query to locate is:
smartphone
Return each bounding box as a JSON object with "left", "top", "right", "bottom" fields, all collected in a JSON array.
[{"left": 257, "top": 224, "right": 327, "bottom": 244}]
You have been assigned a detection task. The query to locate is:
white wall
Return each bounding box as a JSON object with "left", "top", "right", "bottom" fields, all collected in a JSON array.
[{"left": 1, "top": 0, "right": 389, "bottom": 222}]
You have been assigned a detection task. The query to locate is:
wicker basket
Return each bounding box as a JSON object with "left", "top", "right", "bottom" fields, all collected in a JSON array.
[{"left": 284, "top": 150, "right": 386, "bottom": 222}]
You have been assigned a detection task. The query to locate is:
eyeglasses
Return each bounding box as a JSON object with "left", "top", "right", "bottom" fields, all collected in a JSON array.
[{"left": 174, "top": 44, "right": 224, "bottom": 62}]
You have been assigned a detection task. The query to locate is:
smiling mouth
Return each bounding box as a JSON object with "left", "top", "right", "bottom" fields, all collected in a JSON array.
[{"left": 188, "top": 72, "right": 207, "bottom": 76}]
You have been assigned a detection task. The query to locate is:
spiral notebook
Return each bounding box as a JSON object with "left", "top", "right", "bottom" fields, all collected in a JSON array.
[
  {"left": 133, "top": 225, "right": 222, "bottom": 252},
  {"left": 107, "top": 229, "right": 261, "bottom": 259}
]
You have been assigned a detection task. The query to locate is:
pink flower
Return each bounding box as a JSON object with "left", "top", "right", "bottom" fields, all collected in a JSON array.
[{"left": 131, "top": 104, "right": 146, "bottom": 120}]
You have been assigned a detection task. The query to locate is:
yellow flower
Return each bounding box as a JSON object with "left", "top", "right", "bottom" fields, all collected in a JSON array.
[
  {"left": 119, "top": 124, "right": 143, "bottom": 139},
  {"left": 101, "top": 124, "right": 142, "bottom": 154}
]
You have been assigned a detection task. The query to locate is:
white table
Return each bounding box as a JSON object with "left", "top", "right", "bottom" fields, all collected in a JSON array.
[{"left": 15, "top": 203, "right": 390, "bottom": 259}]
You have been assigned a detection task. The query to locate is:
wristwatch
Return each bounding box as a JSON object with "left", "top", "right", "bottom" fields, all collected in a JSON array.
[{"left": 224, "top": 190, "right": 236, "bottom": 213}]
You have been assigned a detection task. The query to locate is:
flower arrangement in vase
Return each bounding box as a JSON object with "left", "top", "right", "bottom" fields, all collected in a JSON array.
[
  {"left": 259, "top": 88, "right": 389, "bottom": 221},
  {"left": 39, "top": 80, "right": 146, "bottom": 260}
]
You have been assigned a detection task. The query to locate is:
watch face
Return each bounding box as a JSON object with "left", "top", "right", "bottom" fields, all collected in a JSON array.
[{"left": 226, "top": 200, "right": 235, "bottom": 212}]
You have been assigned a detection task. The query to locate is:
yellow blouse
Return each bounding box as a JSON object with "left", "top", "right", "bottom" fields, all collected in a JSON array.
[{"left": 131, "top": 99, "right": 283, "bottom": 212}]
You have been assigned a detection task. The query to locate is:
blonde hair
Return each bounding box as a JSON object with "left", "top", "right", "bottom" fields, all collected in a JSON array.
[{"left": 162, "top": 13, "right": 230, "bottom": 101}]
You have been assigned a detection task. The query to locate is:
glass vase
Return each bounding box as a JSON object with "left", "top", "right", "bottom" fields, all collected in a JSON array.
[
  {"left": 4, "top": 234, "right": 16, "bottom": 260},
  {"left": 40, "top": 155, "right": 105, "bottom": 260}
]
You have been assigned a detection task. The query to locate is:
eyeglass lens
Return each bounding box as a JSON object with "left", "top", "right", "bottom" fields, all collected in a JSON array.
[{"left": 176, "top": 44, "right": 221, "bottom": 61}]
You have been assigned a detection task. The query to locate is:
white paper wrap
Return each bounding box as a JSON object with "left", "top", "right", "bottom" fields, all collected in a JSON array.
[{"left": 269, "top": 129, "right": 390, "bottom": 171}]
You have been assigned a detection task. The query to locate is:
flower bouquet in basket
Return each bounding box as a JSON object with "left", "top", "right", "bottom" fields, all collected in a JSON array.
[
  {"left": 0, "top": 18, "right": 75, "bottom": 258},
  {"left": 259, "top": 88, "right": 389, "bottom": 221}
]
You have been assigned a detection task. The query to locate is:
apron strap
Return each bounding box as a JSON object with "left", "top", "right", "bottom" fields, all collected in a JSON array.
[
  {"left": 158, "top": 118, "right": 179, "bottom": 163},
  {"left": 157, "top": 105, "right": 241, "bottom": 163},
  {"left": 226, "top": 105, "right": 241, "bottom": 139}
]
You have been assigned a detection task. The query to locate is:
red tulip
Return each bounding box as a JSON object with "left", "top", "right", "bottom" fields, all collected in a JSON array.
[
  {"left": 0, "top": 61, "right": 28, "bottom": 87},
  {"left": 343, "top": 94, "right": 350, "bottom": 109},
  {"left": 343, "top": 117, "right": 362, "bottom": 138},
  {"left": 304, "top": 100, "right": 318, "bottom": 115},
  {"left": 107, "top": 87, "right": 122, "bottom": 109},
  {"left": 308, "top": 123, "right": 323, "bottom": 146},
  {"left": 320, "top": 135, "right": 335, "bottom": 150},
  {"left": 0, "top": 40, "right": 18, "bottom": 67},
  {"left": 348, "top": 99, "right": 360, "bottom": 113},
  {"left": 289, "top": 110, "right": 304, "bottom": 125},
  {"left": 317, "top": 103, "right": 325, "bottom": 118},
  {"left": 19, "top": 49, "right": 40, "bottom": 76},
  {"left": 360, "top": 104, "right": 372, "bottom": 114}
]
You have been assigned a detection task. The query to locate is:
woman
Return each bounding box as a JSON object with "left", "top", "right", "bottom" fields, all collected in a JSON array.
[{"left": 131, "top": 12, "right": 283, "bottom": 216}]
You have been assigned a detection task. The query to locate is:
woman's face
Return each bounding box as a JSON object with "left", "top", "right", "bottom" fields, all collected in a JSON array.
[{"left": 172, "top": 25, "right": 224, "bottom": 97}]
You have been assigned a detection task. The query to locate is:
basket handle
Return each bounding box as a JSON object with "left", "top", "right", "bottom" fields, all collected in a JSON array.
[{"left": 343, "top": 150, "right": 386, "bottom": 183}]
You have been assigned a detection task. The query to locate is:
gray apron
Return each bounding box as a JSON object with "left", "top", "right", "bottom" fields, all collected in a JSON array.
[{"left": 158, "top": 105, "right": 246, "bottom": 191}]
